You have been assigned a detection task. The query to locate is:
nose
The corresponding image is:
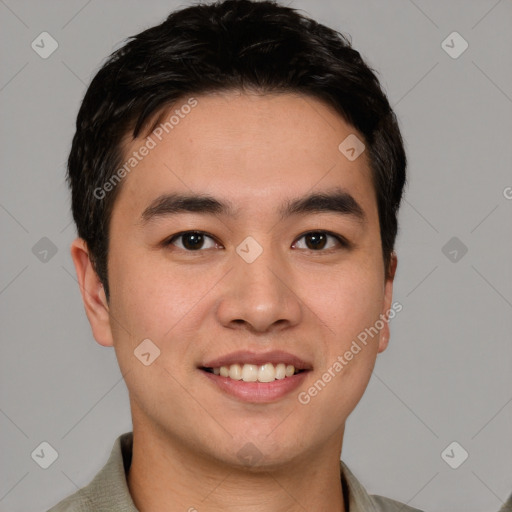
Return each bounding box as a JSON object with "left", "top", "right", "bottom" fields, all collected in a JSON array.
[{"left": 215, "top": 244, "right": 303, "bottom": 334}]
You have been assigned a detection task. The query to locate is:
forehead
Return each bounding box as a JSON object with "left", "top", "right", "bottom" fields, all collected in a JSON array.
[{"left": 113, "top": 91, "right": 377, "bottom": 222}]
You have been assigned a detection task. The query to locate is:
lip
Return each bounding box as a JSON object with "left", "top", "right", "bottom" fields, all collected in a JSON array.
[
  {"left": 200, "top": 369, "right": 310, "bottom": 403},
  {"left": 201, "top": 350, "right": 313, "bottom": 371}
]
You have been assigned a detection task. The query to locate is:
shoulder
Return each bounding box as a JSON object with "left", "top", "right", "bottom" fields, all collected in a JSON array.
[
  {"left": 370, "top": 493, "right": 425, "bottom": 512},
  {"left": 46, "top": 432, "right": 136, "bottom": 512},
  {"left": 499, "top": 493, "right": 512, "bottom": 512},
  {"left": 46, "top": 489, "right": 95, "bottom": 512},
  {"left": 340, "top": 459, "right": 425, "bottom": 512}
]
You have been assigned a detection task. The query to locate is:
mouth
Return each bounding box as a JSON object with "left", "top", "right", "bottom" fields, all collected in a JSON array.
[
  {"left": 198, "top": 350, "right": 312, "bottom": 403},
  {"left": 200, "top": 363, "right": 306, "bottom": 383},
  {"left": 200, "top": 349, "right": 312, "bottom": 381}
]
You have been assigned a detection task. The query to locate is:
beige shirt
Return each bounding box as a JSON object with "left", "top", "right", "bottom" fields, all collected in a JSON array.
[
  {"left": 47, "top": 432, "right": 424, "bottom": 512},
  {"left": 500, "top": 494, "right": 512, "bottom": 512}
]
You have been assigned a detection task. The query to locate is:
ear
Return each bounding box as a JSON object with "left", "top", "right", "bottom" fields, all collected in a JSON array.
[
  {"left": 70, "top": 238, "right": 113, "bottom": 347},
  {"left": 377, "top": 251, "right": 398, "bottom": 354}
]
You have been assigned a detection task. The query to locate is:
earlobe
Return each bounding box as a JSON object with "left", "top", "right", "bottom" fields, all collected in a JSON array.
[
  {"left": 70, "top": 238, "right": 114, "bottom": 347},
  {"left": 377, "top": 251, "right": 398, "bottom": 354}
]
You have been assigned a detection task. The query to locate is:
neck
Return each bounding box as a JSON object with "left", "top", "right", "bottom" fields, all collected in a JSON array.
[{"left": 127, "top": 423, "right": 346, "bottom": 512}]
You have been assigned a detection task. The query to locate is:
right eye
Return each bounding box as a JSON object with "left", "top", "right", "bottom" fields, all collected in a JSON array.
[{"left": 165, "top": 231, "right": 220, "bottom": 251}]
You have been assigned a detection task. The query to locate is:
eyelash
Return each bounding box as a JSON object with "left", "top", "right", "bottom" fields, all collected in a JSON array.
[{"left": 164, "top": 230, "right": 350, "bottom": 252}]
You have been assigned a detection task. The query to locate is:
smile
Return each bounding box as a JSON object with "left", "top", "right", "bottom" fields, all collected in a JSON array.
[{"left": 202, "top": 362, "right": 303, "bottom": 382}]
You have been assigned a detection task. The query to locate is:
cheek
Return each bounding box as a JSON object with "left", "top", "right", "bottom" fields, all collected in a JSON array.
[
  {"left": 301, "top": 262, "right": 384, "bottom": 343},
  {"left": 106, "top": 252, "right": 210, "bottom": 402},
  {"left": 299, "top": 269, "right": 383, "bottom": 421},
  {"left": 107, "top": 244, "right": 221, "bottom": 343}
]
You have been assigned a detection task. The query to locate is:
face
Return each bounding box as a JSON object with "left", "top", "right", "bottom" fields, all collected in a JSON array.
[{"left": 72, "top": 91, "right": 397, "bottom": 469}]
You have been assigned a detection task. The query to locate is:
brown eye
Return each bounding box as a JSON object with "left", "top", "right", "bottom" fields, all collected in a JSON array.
[
  {"left": 167, "top": 231, "right": 217, "bottom": 251},
  {"left": 293, "top": 231, "right": 345, "bottom": 251},
  {"left": 305, "top": 232, "right": 327, "bottom": 250}
]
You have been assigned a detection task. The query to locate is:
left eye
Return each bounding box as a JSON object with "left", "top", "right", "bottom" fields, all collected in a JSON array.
[
  {"left": 167, "top": 231, "right": 218, "bottom": 251},
  {"left": 293, "top": 231, "right": 344, "bottom": 251}
]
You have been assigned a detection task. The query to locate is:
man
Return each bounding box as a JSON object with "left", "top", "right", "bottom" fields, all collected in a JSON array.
[{"left": 48, "top": 0, "right": 421, "bottom": 510}]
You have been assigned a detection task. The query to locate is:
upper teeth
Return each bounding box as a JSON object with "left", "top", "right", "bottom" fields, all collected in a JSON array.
[{"left": 212, "top": 363, "right": 298, "bottom": 382}]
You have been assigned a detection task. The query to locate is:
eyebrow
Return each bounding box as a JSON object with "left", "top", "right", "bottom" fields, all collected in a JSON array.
[{"left": 140, "top": 188, "right": 366, "bottom": 225}]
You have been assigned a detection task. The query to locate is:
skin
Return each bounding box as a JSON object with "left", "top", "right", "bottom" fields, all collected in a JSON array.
[{"left": 71, "top": 91, "right": 397, "bottom": 512}]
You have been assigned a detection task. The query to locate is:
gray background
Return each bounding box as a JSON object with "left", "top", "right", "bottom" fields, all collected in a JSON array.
[{"left": 1, "top": 0, "right": 511, "bottom": 511}]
